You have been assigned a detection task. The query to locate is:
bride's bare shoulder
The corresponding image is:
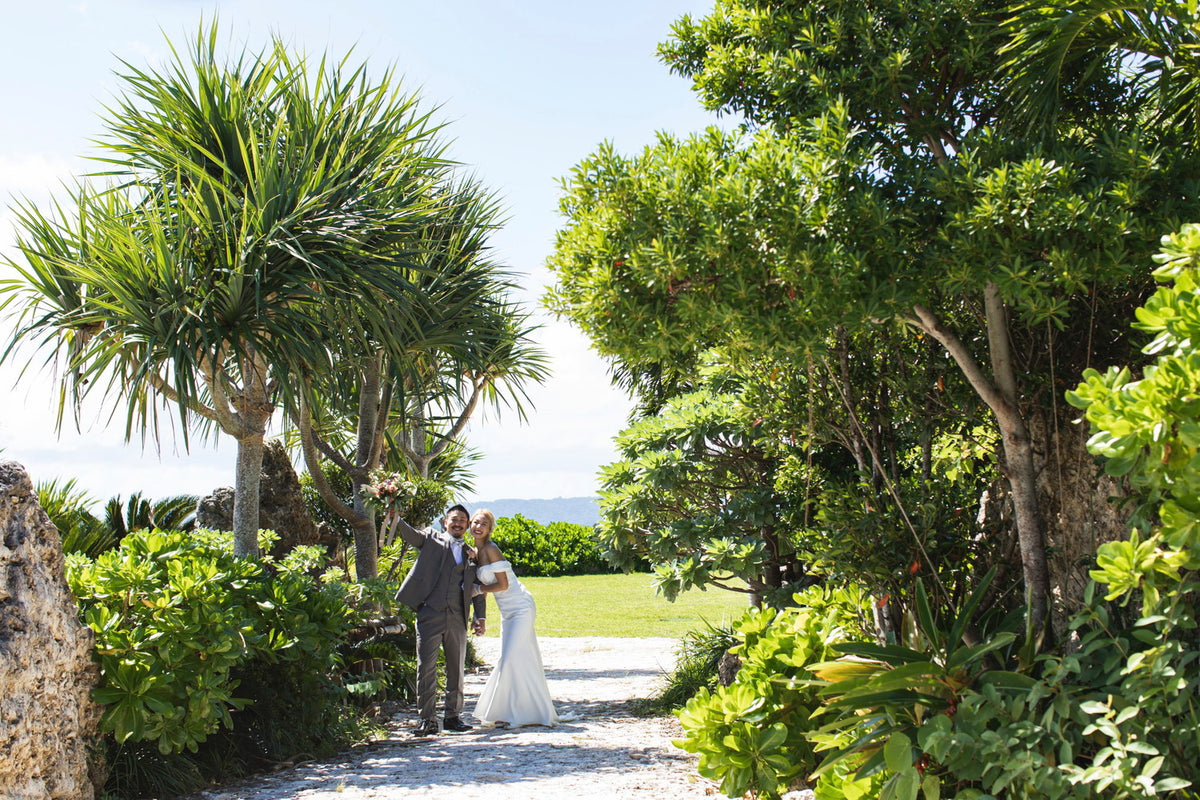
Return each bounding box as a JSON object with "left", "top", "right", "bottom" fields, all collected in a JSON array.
[{"left": 477, "top": 542, "right": 504, "bottom": 563}]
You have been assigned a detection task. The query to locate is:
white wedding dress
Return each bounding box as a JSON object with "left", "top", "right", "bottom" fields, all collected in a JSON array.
[{"left": 473, "top": 560, "right": 559, "bottom": 727}]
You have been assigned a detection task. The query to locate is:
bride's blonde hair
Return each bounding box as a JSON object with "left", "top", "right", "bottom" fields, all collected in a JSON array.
[{"left": 471, "top": 508, "right": 496, "bottom": 531}]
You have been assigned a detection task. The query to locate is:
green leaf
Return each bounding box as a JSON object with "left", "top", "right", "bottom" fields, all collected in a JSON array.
[
  {"left": 1154, "top": 777, "right": 1193, "bottom": 792},
  {"left": 884, "top": 732, "right": 913, "bottom": 773}
]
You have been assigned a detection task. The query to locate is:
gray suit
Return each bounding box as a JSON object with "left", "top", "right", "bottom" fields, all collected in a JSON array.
[{"left": 394, "top": 519, "right": 486, "bottom": 722}]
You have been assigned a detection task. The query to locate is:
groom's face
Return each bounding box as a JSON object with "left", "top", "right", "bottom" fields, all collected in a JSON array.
[{"left": 444, "top": 509, "right": 469, "bottom": 539}]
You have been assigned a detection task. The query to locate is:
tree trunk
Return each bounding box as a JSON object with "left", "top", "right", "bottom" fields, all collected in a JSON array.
[
  {"left": 762, "top": 523, "right": 782, "bottom": 591},
  {"left": 399, "top": 377, "right": 485, "bottom": 480},
  {"left": 1028, "top": 407, "right": 1132, "bottom": 626},
  {"left": 351, "top": 358, "right": 384, "bottom": 579},
  {"left": 350, "top": 496, "right": 378, "bottom": 581},
  {"left": 411, "top": 456, "right": 433, "bottom": 480},
  {"left": 227, "top": 348, "right": 274, "bottom": 560},
  {"left": 997, "top": 417, "right": 1050, "bottom": 635},
  {"left": 232, "top": 429, "right": 265, "bottom": 559},
  {"left": 407, "top": 404, "right": 433, "bottom": 479},
  {"left": 982, "top": 285, "right": 1051, "bottom": 636},
  {"left": 294, "top": 386, "right": 380, "bottom": 580},
  {"left": 911, "top": 299, "right": 1052, "bottom": 636}
]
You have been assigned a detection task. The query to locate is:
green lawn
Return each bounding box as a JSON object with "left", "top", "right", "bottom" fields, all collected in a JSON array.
[{"left": 478, "top": 572, "right": 752, "bottom": 638}]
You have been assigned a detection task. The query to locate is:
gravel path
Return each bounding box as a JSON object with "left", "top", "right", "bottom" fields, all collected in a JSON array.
[{"left": 188, "top": 637, "right": 722, "bottom": 799}]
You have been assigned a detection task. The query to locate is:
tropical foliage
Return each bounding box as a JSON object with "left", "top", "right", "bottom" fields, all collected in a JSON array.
[
  {"left": 547, "top": 0, "right": 1200, "bottom": 797},
  {"left": 488, "top": 513, "right": 615, "bottom": 577},
  {"left": 65, "top": 527, "right": 407, "bottom": 797},
  {"left": 35, "top": 478, "right": 119, "bottom": 558},
  {"left": 291, "top": 176, "right": 549, "bottom": 580},
  {"left": 36, "top": 479, "right": 197, "bottom": 557},
  {"left": 0, "top": 23, "right": 548, "bottom": 567},
  {"left": 548, "top": 0, "right": 1200, "bottom": 637}
]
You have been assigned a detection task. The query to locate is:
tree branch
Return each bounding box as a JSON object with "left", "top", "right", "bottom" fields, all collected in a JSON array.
[
  {"left": 312, "top": 425, "right": 357, "bottom": 475},
  {"left": 984, "top": 283, "right": 1019, "bottom": 406},
  {"left": 296, "top": 391, "right": 359, "bottom": 523},
  {"left": 424, "top": 373, "right": 487, "bottom": 461},
  {"left": 707, "top": 579, "right": 755, "bottom": 594},
  {"left": 370, "top": 374, "right": 393, "bottom": 469},
  {"left": 356, "top": 352, "right": 384, "bottom": 467},
  {"left": 144, "top": 371, "right": 219, "bottom": 423},
  {"left": 908, "top": 303, "right": 1050, "bottom": 636},
  {"left": 198, "top": 348, "right": 244, "bottom": 435},
  {"left": 909, "top": 304, "right": 1020, "bottom": 427}
]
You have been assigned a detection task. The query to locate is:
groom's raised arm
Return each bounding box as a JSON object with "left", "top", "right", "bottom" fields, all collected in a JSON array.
[{"left": 394, "top": 516, "right": 429, "bottom": 548}]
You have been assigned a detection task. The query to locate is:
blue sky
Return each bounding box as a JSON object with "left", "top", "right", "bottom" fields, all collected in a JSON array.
[{"left": 0, "top": 0, "right": 722, "bottom": 504}]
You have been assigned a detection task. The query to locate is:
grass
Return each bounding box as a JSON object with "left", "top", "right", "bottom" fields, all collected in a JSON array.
[{"left": 478, "top": 572, "right": 752, "bottom": 638}]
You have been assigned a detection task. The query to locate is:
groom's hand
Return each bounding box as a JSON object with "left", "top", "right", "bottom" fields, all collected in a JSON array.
[{"left": 471, "top": 618, "right": 485, "bottom": 636}]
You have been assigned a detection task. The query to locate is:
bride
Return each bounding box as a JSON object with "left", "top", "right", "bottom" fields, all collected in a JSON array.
[{"left": 469, "top": 509, "right": 559, "bottom": 728}]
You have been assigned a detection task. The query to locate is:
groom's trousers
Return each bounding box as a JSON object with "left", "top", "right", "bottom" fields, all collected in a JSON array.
[{"left": 415, "top": 603, "right": 467, "bottom": 721}]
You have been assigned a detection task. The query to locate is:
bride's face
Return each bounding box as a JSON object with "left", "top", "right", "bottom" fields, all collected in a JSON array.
[{"left": 470, "top": 515, "right": 493, "bottom": 540}]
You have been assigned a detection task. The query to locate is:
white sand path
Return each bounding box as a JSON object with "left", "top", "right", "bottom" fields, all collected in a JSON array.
[{"left": 186, "top": 637, "right": 725, "bottom": 800}]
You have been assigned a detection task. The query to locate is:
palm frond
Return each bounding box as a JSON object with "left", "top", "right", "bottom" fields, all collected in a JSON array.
[{"left": 999, "top": 0, "right": 1200, "bottom": 138}]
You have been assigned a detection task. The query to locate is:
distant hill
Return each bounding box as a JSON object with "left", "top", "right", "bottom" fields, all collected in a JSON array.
[{"left": 468, "top": 496, "right": 599, "bottom": 527}]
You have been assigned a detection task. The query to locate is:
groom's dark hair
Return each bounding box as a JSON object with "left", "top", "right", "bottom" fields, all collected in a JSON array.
[{"left": 444, "top": 503, "right": 469, "bottom": 520}]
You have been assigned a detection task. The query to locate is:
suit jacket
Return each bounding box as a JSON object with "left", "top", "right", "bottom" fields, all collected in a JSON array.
[{"left": 394, "top": 518, "right": 486, "bottom": 627}]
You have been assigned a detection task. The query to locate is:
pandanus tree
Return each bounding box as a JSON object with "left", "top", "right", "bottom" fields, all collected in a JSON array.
[
  {"left": 547, "top": 0, "right": 1200, "bottom": 635},
  {"left": 0, "top": 26, "right": 462, "bottom": 557},
  {"left": 292, "top": 179, "right": 549, "bottom": 580},
  {"left": 999, "top": 0, "right": 1200, "bottom": 139},
  {"left": 383, "top": 182, "right": 550, "bottom": 483}
]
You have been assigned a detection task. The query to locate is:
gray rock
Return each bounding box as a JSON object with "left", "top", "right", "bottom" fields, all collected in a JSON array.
[
  {"left": 195, "top": 485, "right": 236, "bottom": 532},
  {"left": 0, "top": 460, "right": 102, "bottom": 800}
]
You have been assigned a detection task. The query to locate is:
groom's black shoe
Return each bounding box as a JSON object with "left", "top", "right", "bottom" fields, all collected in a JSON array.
[
  {"left": 443, "top": 716, "right": 473, "bottom": 733},
  {"left": 412, "top": 719, "right": 439, "bottom": 737}
]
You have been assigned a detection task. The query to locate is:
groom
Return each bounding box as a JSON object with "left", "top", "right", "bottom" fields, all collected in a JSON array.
[{"left": 395, "top": 503, "right": 487, "bottom": 736}]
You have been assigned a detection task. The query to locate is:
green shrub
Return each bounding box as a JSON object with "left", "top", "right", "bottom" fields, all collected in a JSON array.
[
  {"left": 68, "top": 529, "right": 367, "bottom": 797},
  {"left": 674, "top": 584, "right": 870, "bottom": 799},
  {"left": 300, "top": 463, "right": 355, "bottom": 543},
  {"left": 492, "top": 513, "right": 616, "bottom": 576},
  {"left": 808, "top": 572, "right": 1031, "bottom": 800},
  {"left": 68, "top": 530, "right": 266, "bottom": 753},
  {"left": 644, "top": 622, "right": 739, "bottom": 714}
]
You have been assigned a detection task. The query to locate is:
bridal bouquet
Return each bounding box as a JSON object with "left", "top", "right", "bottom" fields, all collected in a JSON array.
[
  {"left": 361, "top": 471, "right": 416, "bottom": 549},
  {"left": 361, "top": 470, "right": 415, "bottom": 516}
]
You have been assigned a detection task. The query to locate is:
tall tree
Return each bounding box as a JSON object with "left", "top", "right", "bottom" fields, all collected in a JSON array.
[
  {"left": 598, "top": 369, "right": 803, "bottom": 605},
  {"left": 548, "top": 0, "right": 1200, "bottom": 634},
  {"left": 1, "top": 26, "right": 456, "bottom": 557},
  {"left": 292, "top": 179, "right": 549, "bottom": 580}
]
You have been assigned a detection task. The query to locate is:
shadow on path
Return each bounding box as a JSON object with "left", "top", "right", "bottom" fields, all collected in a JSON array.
[{"left": 180, "top": 638, "right": 712, "bottom": 799}]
